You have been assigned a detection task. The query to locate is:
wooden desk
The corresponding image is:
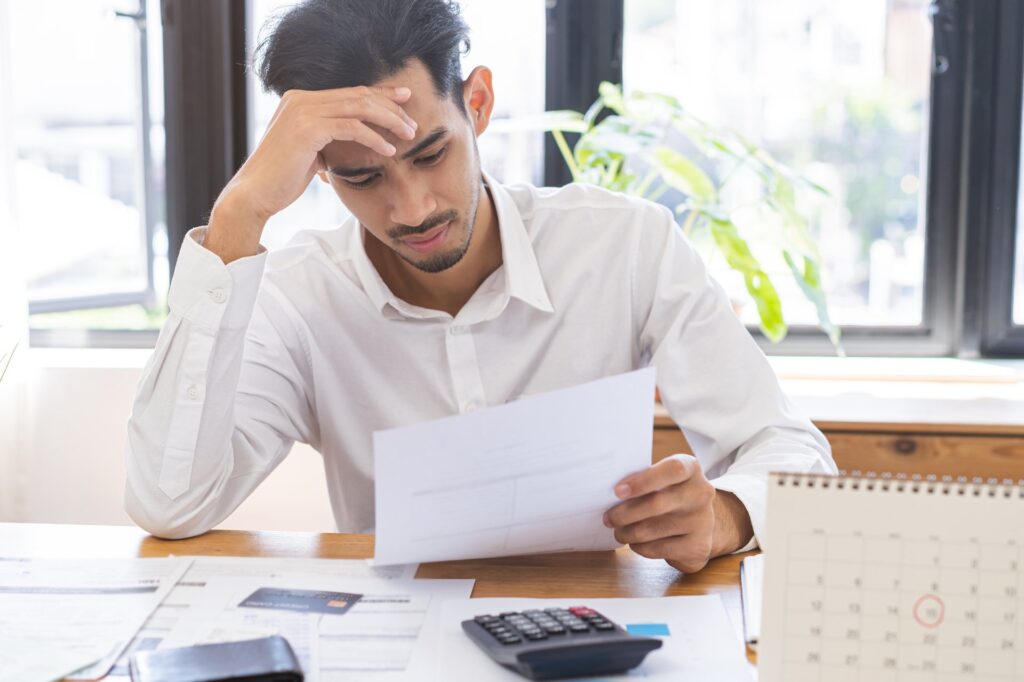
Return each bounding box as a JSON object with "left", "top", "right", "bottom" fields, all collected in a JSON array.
[{"left": 0, "top": 522, "right": 758, "bottom": 670}]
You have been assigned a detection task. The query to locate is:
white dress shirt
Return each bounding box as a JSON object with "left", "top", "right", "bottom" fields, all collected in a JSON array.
[{"left": 124, "top": 172, "right": 835, "bottom": 549}]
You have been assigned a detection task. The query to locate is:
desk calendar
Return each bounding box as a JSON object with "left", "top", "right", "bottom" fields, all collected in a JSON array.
[{"left": 760, "top": 472, "right": 1024, "bottom": 681}]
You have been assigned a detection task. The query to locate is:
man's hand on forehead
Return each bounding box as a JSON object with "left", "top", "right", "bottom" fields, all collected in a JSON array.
[{"left": 204, "top": 83, "right": 421, "bottom": 263}]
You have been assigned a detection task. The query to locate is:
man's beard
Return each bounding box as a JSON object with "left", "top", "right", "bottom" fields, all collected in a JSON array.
[{"left": 389, "top": 179, "right": 481, "bottom": 274}]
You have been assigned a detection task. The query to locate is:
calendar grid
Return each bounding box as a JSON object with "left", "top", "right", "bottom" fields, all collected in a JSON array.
[{"left": 780, "top": 531, "right": 1023, "bottom": 680}]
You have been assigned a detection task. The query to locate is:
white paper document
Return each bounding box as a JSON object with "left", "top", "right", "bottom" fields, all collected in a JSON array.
[
  {"left": 110, "top": 556, "right": 419, "bottom": 677},
  {"left": 373, "top": 368, "right": 656, "bottom": 565},
  {"left": 160, "top": 573, "right": 474, "bottom": 682},
  {"left": 0, "top": 556, "right": 191, "bottom": 682},
  {"left": 430, "top": 595, "right": 753, "bottom": 681}
]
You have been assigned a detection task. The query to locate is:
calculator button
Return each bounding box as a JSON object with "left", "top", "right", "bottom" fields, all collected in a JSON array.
[
  {"left": 543, "top": 624, "right": 566, "bottom": 634},
  {"left": 569, "top": 606, "right": 596, "bottom": 617},
  {"left": 497, "top": 634, "right": 522, "bottom": 644},
  {"left": 593, "top": 622, "right": 615, "bottom": 631},
  {"left": 568, "top": 623, "right": 590, "bottom": 633},
  {"left": 474, "top": 615, "right": 497, "bottom": 623},
  {"left": 525, "top": 631, "right": 548, "bottom": 640},
  {"left": 499, "top": 612, "right": 518, "bottom": 617}
]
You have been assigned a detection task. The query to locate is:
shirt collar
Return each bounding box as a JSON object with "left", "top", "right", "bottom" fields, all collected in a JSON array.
[{"left": 349, "top": 170, "right": 554, "bottom": 320}]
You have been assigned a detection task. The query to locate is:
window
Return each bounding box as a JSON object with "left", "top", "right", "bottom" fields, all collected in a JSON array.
[
  {"left": 623, "top": 0, "right": 933, "bottom": 330},
  {"left": 246, "top": 0, "right": 546, "bottom": 251},
  {"left": 2, "top": 1, "right": 168, "bottom": 343},
  {"left": 1016, "top": 119, "right": 1024, "bottom": 327}
]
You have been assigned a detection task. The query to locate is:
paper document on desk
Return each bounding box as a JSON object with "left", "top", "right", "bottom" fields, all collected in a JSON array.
[
  {"left": 0, "top": 556, "right": 190, "bottom": 682},
  {"left": 110, "top": 556, "right": 418, "bottom": 677},
  {"left": 373, "top": 368, "right": 656, "bottom": 565},
  {"left": 160, "top": 573, "right": 474, "bottom": 682},
  {"left": 427, "top": 595, "right": 752, "bottom": 681}
]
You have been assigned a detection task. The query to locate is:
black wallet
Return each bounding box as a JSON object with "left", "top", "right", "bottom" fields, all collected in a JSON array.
[{"left": 128, "top": 635, "right": 304, "bottom": 682}]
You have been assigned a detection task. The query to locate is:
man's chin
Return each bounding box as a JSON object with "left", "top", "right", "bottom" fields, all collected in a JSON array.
[{"left": 406, "top": 245, "right": 470, "bottom": 274}]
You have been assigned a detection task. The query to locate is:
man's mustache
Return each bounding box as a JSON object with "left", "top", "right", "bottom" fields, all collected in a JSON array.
[{"left": 388, "top": 209, "right": 459, "bottom": 240}]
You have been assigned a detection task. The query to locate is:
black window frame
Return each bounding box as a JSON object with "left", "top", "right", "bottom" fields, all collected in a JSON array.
[{"left": 155, "top": 0, "right": 1024, "bottom": 359}]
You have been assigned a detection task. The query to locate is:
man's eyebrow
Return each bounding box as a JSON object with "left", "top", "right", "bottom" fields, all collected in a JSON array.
[{"left": 328, "top": 126, "right": 449, "bottom": 177}]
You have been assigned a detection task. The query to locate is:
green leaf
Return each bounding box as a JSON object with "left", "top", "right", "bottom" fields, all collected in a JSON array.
[
  {"left": 598, "top": 81, "right": 627, "bottom": 115},
  {"left": 536, "top": 110, "right": 588, "bottom": 133},
  {"left": 782, "top": 251, "right": 844, "bottom": 355},
  {"left": 709, "top": 219, "right": 787, "bottom": 342},
  {"left": 652, "top": 147, "right": 716, "bottom": 202}
]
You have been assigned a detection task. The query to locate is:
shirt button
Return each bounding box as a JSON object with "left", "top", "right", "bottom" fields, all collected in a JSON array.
[
  {"left": 186, "top": 385, "right": 200, "bottom": 401},
  {"left": 209, "top": 288, "right": 227, "bottom": 304},
  {"left": 465, "top": 400, "right": 482, "bottom": 412},
  {"left": 448, "top": 325, "right": 467, "bottom": 336}
]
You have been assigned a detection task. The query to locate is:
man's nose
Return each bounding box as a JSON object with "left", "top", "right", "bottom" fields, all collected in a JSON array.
[{"left": 388, "top": 179, "right": 438, "bottom": 229}]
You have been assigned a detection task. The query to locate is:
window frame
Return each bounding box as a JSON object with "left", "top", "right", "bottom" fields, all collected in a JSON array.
[
  {"left": 22, "top": 0, "right": 160, "bottom": 319},
  {"left": 36, "top": 0, "right": 1023, "bottom": 358},
  {"left": 550, "top": 0, "right": 1024, "bottom": 358},
  {"left": 971, "top": 0, "right": 1024, "bottom": 356}
]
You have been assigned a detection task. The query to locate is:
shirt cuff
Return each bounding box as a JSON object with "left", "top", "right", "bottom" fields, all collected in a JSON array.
[
  {"left": 711, "top": 472, "right": 765, "bottom": 553},
  {"left": 167, "top": 226, "right": 268, "bottom": 333}
]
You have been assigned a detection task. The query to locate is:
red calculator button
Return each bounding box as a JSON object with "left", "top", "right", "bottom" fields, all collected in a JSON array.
[{"left": 569, "top": 607, "right": 596, "bottom": 617}]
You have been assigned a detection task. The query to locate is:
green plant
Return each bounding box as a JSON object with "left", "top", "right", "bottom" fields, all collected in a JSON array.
[{"left": 543, "top": 82, "right": 842, "bottom": 353}]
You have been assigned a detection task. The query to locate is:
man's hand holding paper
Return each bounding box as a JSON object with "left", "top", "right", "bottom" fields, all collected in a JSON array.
[{"left": 372, "top": 368, "right": 657, "bottom": 566}]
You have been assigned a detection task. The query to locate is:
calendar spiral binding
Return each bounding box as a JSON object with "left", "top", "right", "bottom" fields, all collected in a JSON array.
[{"left": 769, "top": 471, "right": 1024, "bottom": 498}]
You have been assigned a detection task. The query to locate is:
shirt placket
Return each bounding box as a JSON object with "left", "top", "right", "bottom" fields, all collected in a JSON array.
[{"left": 445, "top": 323, "right": 487, "bottom": 413}]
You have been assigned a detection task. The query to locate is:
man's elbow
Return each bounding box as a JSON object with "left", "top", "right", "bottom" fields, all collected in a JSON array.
[{"left": 123, "top": 486, "right": 215, "bottom": 540}]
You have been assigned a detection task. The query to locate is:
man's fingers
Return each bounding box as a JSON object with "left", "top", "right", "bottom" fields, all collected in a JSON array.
[
  {"left": 614, "top": 454, "right": 698, "bottom": 500},
  {"left": 613, "top": 512, "right": 692, "bottom": 545},
  {"left": 313, "top": 97, "right": 416, "bottom": 142},
  {"left": 306, "top": 86, "right": 418, "bottom": 132},
  {"left": 634, "top": 538, "right": 713, "bottom": 573},
  {"left": 604, "top": 483, "right": 707, "bottom": 528},
  {"left": 328, "top": 119, "right": 396, "bottom": 157}
]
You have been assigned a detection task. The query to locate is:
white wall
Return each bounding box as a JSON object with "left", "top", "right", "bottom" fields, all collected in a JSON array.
[{"left": 7, "top": 349, "right": 334, "bottom": 532}]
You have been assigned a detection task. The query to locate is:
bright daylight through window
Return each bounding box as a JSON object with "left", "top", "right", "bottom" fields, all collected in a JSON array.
[
  {"left": 624, "top": 0, "right": 933, "bottom": 329},
  {"left": 3, "top": 0, "right": 166, "bottom": 336}
]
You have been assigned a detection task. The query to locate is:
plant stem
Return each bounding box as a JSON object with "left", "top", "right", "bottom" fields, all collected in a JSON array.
[
  {"left": 551, "top": 130, "right": 580, "bottom": 181},
  {"left": 680, "top": 209, "right": 699, "bottom": 237},
  {"left": 635, "top": 168, "right": 659, "bottom": 197}
]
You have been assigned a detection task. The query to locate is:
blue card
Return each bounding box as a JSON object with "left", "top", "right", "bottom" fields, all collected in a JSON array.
[
  {"left": 239, "top": 587, "right": 362, "bottom": 615},
  {"left": 626, "top": 623, "right": 671, "bottom": 637}
]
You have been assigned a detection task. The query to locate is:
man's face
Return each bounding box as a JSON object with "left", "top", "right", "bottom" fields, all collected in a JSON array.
[{"left": 318, "top": 60, "right": 485, "bottom": 274}]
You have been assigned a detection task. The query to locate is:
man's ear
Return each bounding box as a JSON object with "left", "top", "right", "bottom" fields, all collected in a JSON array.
[{"left": 462, "top": 65, "right": 494, "bottom": 136}]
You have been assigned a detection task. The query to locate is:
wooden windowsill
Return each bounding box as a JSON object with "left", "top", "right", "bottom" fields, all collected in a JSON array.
[{"left": 658, "top": 357, "right": 1024, "bottom": 436}]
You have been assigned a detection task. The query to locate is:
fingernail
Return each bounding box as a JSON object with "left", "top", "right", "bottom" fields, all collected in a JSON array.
[
  {"left": 395, "top": 87, "right": 411, "bottom": 97},
  {"left": 383, "top": 143, "right": 396, "bottom": 155},
  {"left": 615, "top": 483, "right": 631, "bottom": 499},
  {"left": 602, "top": 513, "right": 612, "bottom": 528}
]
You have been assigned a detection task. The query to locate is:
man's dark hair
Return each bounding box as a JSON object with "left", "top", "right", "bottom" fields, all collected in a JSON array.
[{"left": 255, "top": 0, "right": 471, "bottom": 112}]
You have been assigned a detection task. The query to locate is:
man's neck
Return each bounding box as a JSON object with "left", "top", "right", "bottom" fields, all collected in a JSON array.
[{"left": 368, "top": 181, "right": 502, "bottom": 318}]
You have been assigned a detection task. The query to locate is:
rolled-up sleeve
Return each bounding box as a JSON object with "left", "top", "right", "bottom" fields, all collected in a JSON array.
[
  {"left": 631, "top": 203, "right": 837, "bottom": 551},
  {"left": 124, "top": 227, "right": 317, "bottom": 539}
]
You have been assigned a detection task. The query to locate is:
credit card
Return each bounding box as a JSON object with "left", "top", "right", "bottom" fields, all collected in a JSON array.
[{"left": 239, "top": 587, "right": 362, "bottom": 615}]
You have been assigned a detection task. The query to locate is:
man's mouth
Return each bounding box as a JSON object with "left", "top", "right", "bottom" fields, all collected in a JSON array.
[{"left": 401, "top": 220, "right": 451, "bottom": 253}]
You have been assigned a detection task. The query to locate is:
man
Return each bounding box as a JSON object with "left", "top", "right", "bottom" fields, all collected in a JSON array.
[{"left": 125, "top": 0, "right": 835, "bottom": 573}]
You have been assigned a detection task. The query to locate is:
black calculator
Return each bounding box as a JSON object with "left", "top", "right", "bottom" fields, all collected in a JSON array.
[{"left": 461, "top": 606, "right": 663, "bottom": 680}]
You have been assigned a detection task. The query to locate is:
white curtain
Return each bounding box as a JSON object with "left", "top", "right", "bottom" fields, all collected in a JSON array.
[{"left": 0, "top": 0, "right": 29, "bottom": 522}]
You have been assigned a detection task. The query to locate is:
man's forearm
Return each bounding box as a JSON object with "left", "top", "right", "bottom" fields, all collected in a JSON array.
[{"left": 710, "top": 490, "right": 754, "bottom": 557}]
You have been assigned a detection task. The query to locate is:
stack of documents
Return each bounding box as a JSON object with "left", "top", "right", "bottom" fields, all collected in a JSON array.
[{"left": 0, "top": 557, "right": 189, "bottom": 682}]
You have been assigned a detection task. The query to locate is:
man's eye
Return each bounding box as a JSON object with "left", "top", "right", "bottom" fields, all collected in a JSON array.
[
  {"left": 416, "top": 146, "right": 448, "bottom": 166},
  {"left": 344, "top": 174, "right": 379, "bottom": 188}
]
